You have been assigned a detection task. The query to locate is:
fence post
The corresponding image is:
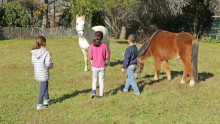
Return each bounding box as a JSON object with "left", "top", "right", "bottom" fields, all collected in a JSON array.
[{"left": 20, "top": 27, "right": 22, "bottom": 39}]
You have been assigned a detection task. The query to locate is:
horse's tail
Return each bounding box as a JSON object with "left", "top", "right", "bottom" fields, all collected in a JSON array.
[
  {"left": 192, "top": 39, "right": 199, "bottom": 83},
  {"left": 103, "top": 27, "right": 110, "bottom": 41}
]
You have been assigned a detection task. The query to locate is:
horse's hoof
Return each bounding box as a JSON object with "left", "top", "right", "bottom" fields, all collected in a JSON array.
[
  {"left": 153, "top": 76, "right": 159, "bottom": 81},
  {"left": 167, "top": 76, "right": 171, "bottom": 81},
  {"left": 180, "top": 78, "right": 185, "bottom": 84},
  {"left": 189, "top": 80, "right": 195, "bottom": 87},
  {"left": 134, "top": 74, "right": 138, "bottom": 79},
  {"left": 84, "top": 69, "right": 88, "bottom": 71}
]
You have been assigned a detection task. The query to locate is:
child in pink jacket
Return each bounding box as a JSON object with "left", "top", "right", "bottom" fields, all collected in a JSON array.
[{"left": 89, "top": 31, "right": 110, "bottom": 99}]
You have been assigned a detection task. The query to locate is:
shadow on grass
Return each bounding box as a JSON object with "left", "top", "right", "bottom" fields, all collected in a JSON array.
[
  {"left": 105, "top": 84, "right": 125, "bottom": 96},
  {"left": 136, "top": 71, "right": 214, "bottom": 92},
  {"left": 137, "top": 75, "right": 167, "bottom": 92},
  {"left": 116, "top": 40, "right": 128, "bottom": 44},
  {"left": 54, "top": 88, "right": 91, "bottom": 104},
  {"left": 170, "top": 71, "right": 214, "bottom": 81},
  {"left": 198, "top": 72, "right": 214, "bottom": 81},
  {"left": 171, "top": 71, "right": 183, "bottom": 78},
  {"left": 61, "top": 72, "right": 214, "bottom": 98},
  {"left": 109, "top": 60, "right": 123, "bottom": 67}
]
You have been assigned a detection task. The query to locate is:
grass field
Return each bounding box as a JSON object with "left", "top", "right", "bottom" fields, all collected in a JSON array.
[{"left": 0, "top": 38, "right": 220, "bottom": 123}]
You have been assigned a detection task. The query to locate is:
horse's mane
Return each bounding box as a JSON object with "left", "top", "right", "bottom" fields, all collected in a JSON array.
[{"left": 138, "top": 30, "right": 161, "bottom": 57}]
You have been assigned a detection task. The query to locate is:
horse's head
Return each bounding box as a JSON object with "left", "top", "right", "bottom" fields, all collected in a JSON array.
[
  {"left": 76, "top": 15, "right": 86, "bottom": 37},
  {"left": 135, "top": 57, "right": 144, "bottom": 78}
]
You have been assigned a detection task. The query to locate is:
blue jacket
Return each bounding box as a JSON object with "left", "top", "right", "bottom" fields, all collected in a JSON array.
[{"left": 122, "top": 45, "right": 138, "bottom": 69}]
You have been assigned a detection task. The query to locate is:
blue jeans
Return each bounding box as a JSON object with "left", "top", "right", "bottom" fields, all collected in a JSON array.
[
  {"left": 123, "top": 65, "right": 140, "bottom": 94},
  {"left": 38, "top": 81, "right": 49, "bottom": 104}
]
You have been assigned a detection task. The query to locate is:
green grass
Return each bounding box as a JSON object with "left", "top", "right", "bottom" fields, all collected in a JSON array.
[{"left": 0, "top": 38, "right": 220, "bottom": 123}]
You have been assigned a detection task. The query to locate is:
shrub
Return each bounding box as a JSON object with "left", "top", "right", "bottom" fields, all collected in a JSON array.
[{"left": 199, "top": 36, "right": 220, "bottom": 43}]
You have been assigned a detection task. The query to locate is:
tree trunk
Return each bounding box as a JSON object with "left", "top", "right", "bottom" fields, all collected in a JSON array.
[
  {"left": 193, "top": 20, "right": 198, "bottom": 38},
  {"left": 42, "top": 0, "right": 48, "bottom": 28},
  {"left": 119, "top": 26, "right": 126, "bottom": 40}
]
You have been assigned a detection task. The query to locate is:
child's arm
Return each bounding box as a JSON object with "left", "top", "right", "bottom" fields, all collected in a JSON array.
[
  {"left": 45, "top": 52, "right": 53, "bottom": 69},
  {"left": 122, "top": 48, "right": 130, "bottom": 69},
  {"left": 105, "top": 45, "right": 110, "bottom": 60},
  {"left": 89, "top": 45, "right": 93, "bottom": 60},
  {"left": 31, "top": 56, "right": 34, "bottom": 65}
]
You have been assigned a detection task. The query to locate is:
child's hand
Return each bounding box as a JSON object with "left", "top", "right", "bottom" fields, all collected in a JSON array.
[
  {"left": 121, "top": 69, "right": 125, "bottom": 74},
  {"left": 122, "top": 52, "right": 125, "bottom": 56}
]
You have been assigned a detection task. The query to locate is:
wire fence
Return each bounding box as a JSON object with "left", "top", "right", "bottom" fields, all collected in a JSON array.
[
  {"left": 0, "top": 26, "right": 219, "bottom": 41},
  {"left": 0, "top": 27, "right": 78, "bottom": 40}
]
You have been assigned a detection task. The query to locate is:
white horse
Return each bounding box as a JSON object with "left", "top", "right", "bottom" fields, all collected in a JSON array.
[{"left": 76, "top": 15, "right": 110, "bottom": 71}]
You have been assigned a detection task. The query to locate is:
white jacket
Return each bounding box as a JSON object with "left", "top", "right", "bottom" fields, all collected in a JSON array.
[{"left": 31, "top": 47, "right": 53, "bottom": 82}]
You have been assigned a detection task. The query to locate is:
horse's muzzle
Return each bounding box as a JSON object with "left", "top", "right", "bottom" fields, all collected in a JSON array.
[
  {"left": 134, "top": 72, "right": 139, "bottom": 79},
  {"left": 78, "top": 32, "right": 83, "bottom": 37}
]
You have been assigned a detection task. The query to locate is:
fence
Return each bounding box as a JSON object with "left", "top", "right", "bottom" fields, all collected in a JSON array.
[
  {"left": 208, "top": 17, "right": 220, "bottom": 40},
  {"left": 0, "top": 27, "right": 78, "bottom": 40}
]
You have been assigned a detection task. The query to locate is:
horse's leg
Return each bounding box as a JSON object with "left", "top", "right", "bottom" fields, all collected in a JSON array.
[
  {"left": 180, "top": 66, "right": 187, "bottom": 84},
  {"left": 180, "top": 55, "right": 195, "bottom": 87},
  {"left": 162, "top": 60, "right": 171, "bottom": 80},
  {"left": 184, "top": 61, "right": 194, "bottom": 87},
  {"left": 81, "top": 49, "right": 88, "bottom": 71},
  {"left": 154, "top": 58, "right": 161, "bottom": 80},
  {"left": 187, "top": 61, "right": 195, "bottom": 87}
]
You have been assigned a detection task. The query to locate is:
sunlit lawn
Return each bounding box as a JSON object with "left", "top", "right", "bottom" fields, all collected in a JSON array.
[{"left": 0, "top": 38, "right": 220, "bottom": 123}]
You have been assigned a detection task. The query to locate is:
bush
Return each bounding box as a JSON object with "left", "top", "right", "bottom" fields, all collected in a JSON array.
[
  {"left": 3, "top": 2, "right": 30, "bottom": 27},
  {"left": 199, "top": 36, "right": 220, "bottom": 43}
]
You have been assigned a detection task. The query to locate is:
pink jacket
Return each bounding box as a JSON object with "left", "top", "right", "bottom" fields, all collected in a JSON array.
[{"left": 89, "top": 43, "right": 109, "bottom": 67}]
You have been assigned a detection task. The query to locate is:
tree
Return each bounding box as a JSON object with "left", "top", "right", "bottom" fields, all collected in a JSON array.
[
  {"left": 101, "top": 0, "right": 141, "bottom": 39},
  {"left": 42, "top": 0, "right": 49, "bottom": 28},
  {"left": 58, "top": 7, "right": 73, "bottom": 27},
  {"left": 102, "top": 0, "right": 189, "bottom": 40},
  {"left": 181, "top": 0, "right": 213, "bottom": 38},
  {"left": 208, "top": 0, "right": 220, "bottom": 16},
  {"left": 3, "top": 2, "right": 30, "bottom": 27},
  {"left": 70, "top": 0, "right": 100, "bottom": 27},
  {"left": 18, "top": 0, "right": 41, "bottom": 26},
  {"left": 0, "top": 5, "right": 6, "bottom": 27},
  {"left": 118, "top": 0, "right": 189, "bottom": 41},
  {"left": 69, "top": 0, "right": 141, "bottom": 38}
]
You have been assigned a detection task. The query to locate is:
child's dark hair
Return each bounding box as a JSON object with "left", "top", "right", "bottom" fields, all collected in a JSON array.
[
  {"left": 95, "top": 31, "right": 103, "bottom": 40},
  {"left": 32, "top": 36, "right": 46, "bottom": 50},
  {"left": 93, "top": 31, "right": 103, "bottom": 47},
  {"left": 128, "top": 34, "right": 136, "bottom": 43}
]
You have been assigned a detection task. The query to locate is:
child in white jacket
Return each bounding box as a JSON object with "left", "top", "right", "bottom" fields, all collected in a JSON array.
[{"left": 31, "top": 36, "right": 54, "bottom": 109}]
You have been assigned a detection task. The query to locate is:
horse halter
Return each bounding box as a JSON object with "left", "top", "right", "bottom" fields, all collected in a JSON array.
[
  {"left": 77, "top": 30, "right": 84, "bottom": 34},
  {"left": 77, "top": 29, "right": 84, "bottom": 37},
  {"left": 77, "top": 29, "right": 84, "bottom": 32},
  {"left": 135, "top": 59, "right": 144, "bottom": 76}
]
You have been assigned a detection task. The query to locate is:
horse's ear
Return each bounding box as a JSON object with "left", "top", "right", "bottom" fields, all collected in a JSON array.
[
  {"left": 82, "top": 15, "right": 85, "bottom": 20},
  {"left": 76, "top": 15, "right": 79, "bottom": 19}
]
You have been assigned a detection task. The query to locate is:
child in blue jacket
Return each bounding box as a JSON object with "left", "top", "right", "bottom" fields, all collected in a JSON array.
[{"left": 121, "top": 35, "right": 140, "bottom": 95}]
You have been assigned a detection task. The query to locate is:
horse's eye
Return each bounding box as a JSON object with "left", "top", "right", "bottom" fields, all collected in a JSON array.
[{"left": 76, "top": 23, "right": 78, "bottom": 25}]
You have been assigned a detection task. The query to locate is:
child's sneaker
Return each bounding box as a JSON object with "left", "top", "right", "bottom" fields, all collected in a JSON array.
[
  {"left": 123, "top": 89, "right": 128, "bottom": 93},
  {"left": 99, "top": 96, "right": 103, "bottom": 99},
  {"left": 91, "top": 90, "right": 96, "bottom": 99},
  {"left": 91, "top": 94, "right": 95, "bottom": 99},
  {"left": 37, "top": 104, "right": 48, "bottom": 109},
  {"left": 135, "top": 92, "right": 141, "bottom": 95},
  {"left": 44, "top": 99, "right": 54, "bottom": 105}
]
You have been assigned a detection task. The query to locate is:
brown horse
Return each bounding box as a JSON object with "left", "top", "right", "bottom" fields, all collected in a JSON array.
[{"left": 135, "top": 30, "right": 199, "bottom": 87}]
